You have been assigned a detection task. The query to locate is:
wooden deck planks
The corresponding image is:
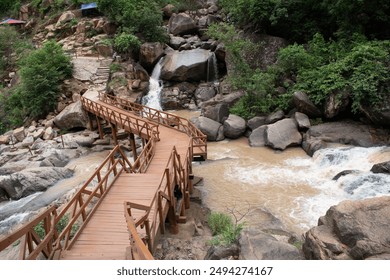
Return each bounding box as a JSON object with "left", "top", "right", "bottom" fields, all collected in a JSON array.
[{"left": 61, "top": 97, "right": 195, "bottom": 260}]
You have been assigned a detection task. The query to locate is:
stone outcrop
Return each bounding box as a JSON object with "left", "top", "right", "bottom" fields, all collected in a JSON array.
[
  {"left": 249, "top": 126, "right": 267, "bottom": 147},
  {"left": 240, "top": 229, "right": 303, "bottom": 260},
  {"left": 168, "top": 13, "right": 198, "bottom": 36},
  {"left": 139, "top": 42, "right": 165, "bottom": 72},
  {"left": 53, "top": 101, "right": 89, "bottom": 130},
  {"left": 303, "top": 196, "right": 390, "bottom": 260},
  {"left": 370, "top": 161, "right": 390, "bottom": 174},
  {"left": 247, "top": 116, "right": 266, "bottom": 131},
  {"left": 202, "top": 103, "right": 229, "bottom": 123},
  {"left": 0, "top": 167, "right": 74, "bottom": 202},
  {"left": 190, "top": 116, "right": 224, "bottom": 141},
  {"left": 161, "top": 49, "right": 212, "bottom": 82},
  {"left": 293, "top": 91, "right": 322, "bottom": 118},
  {"left": 265, "top": 119, "right": 302, "bottom": 150},
  {"left": 223, "top": 114, "right": 246, "bottom": 139},
  {"left": 306, "top": 121, "right": 389, "bottom": 147},
  {"left": 294, "top": 112, "right": 311, "bottom": 130}
]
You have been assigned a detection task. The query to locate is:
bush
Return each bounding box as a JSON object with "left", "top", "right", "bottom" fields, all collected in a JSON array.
[
  {"left": 96, "top": 0, "right": 168, "bottom": 42},
  {"left": 207, "top": 212, "right": 244, "bottom": 246},
  {"left": 1, "top": 40, "right": 72, "bottom": 131},
  {"left": 114, "top": 32, "right": 141, "bottom": 56}
]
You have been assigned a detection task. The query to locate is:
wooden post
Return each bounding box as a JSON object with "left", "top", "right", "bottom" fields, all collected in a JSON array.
[
  {"left": 96, "top": 116, "right": 104, "bottom": 139},
  {"left": 129, "top": 133, "right": 138, "bottom": 161},
  {"left": 110, "top": 123, "right": 118, "bottom": 145}
]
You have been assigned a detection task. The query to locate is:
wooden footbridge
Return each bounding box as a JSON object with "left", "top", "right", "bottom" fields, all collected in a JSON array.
[{"left": 0, "top": 92, "right": 207, "bottom": 260}]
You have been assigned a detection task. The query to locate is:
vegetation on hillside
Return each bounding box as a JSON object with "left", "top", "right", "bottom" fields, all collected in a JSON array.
[
  {"left": 0, "top": 40, "right": 72, "bottom": 133},
  {"left": 210, "top": 0, "right": 390, "bottom": 120}
]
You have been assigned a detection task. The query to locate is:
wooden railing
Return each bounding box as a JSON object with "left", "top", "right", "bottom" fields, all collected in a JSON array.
[
  {"left": 124, "top": 141, "right": 193, "bottom": 253},
  {"left": 98, "top": 93, "right": 207, "bottom": 159},
  {"left": 81, "top": 96, "right": 160, "bottom": 141},
  {"left": 0, "top": 206, "right": 58, "bottom": 260},
  {"left": 0, "top": 145, "right": 149, "bottom": 259}
]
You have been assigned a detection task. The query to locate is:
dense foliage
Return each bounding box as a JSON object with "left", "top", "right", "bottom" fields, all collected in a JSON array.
[
  {"left": 210, "top": 1, "right": 390, "bottom": 120},
  {"left": 96, "top": 0, "right": 168, "bottom": 42},
  {"left": 219, "top": 0, "right": 390, "bottom": 42},
  {"left": 1, "top": 41, "right": 72, "bottom": 131}
]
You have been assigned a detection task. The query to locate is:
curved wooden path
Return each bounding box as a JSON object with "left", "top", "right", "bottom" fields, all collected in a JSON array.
[{"left": 0, "top": 90, "right": 206, "bottom": 260}]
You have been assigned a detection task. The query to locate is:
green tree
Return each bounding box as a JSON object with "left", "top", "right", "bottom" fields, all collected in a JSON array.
[
  {"left": 96, "top": 0, "right": 167, "bottom": 42},
  {"left": 1, "top": 40, "right": 72, "bottom": 130},
  {"left": 17, "top": 40, "right": 72, "bottom": 118}
]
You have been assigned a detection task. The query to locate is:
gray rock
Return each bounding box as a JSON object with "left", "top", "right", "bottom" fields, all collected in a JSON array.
[
  {"left": 302, "top": 138, "right": 327, "bottom": 157},
  {"left": 303, "top": 196, "right": 390, "bottom": 259},
  {"left": 294, "top": 112, "right": 311, "bottom": 130},
  {"left": 324, "top": 91, "right": 350, "bottom": 119},
  {"left": 190, "top": 116, "right": 224, "bottom": 141},
  {"left": 0, "top": 167, "right": 74, "bottom": 202},
  {"left": 249, "top": 125, "right": 267, "bottom": 147},
  {"left": 265, "top": 119, "right": 302, "bottom": 150},
  {"left": 247, "top": 116, "right": 266, "bottom": 131},
  {"left": 204, "top": 244, "right": 239, "bottom": 260},
  {"left": 371, "top": 161, "right": 390, "bottom": 174},
  {"left": 161, "top": 49, "right": 212, "bottom": 82},
  {"left": 195, "top": 84, "right": 216, "bottom": 102},
  {"left": 361, "top": 103, "right": 390, "bottom": 127},
  {"left": 21, "top": 135, "right": 34, "bottom": 147},
  {"left": 139, "top": 42, "right": 165, "bottom": 72},
  {"left": 293, "top": 91, "right": 322, "bottom": 118},
  {"left": 168, "top": 13, "right": 198, "bottom": 36},
  {"left": 306, "top": 121, "right": 389, "bottom": 147},
  {"left": 53, "top": 101, "right": 89, "bottom": 130},
  {"left": 169, "top": 35, "right": 186, "bottom": 49},
  {"left": 223, "top": 114, "right": 246, "bottom": 139},
  {"left": 265, "top": 110, "right": 284, "bottom": 124},
  {"left": 13, "top": 127, "right": 26, "bottom": 142},
  {"left": 239, "top": 229, "right": 303, "bottom": 260},
  {"left": 202, "top": 103, "right": 229, "bottom": 124}
]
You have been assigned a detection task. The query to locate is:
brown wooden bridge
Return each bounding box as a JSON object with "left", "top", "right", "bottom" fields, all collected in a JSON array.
[{"left": 0, "top": 92, "right": 207, "bottom": 260}]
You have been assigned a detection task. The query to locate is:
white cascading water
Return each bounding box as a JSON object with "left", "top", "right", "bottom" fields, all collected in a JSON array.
[
  {"left": 193, "top": 141, "right": 390, "bottom": 233},
  {"left": 142, "top": 57, "right": 164, "bottom": 111},
  {"left": 207, "top": 52, "right": 219, "bottom": 82}
]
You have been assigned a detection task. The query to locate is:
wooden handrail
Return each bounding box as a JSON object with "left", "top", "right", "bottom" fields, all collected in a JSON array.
[
  {"left": 0, "top": 205, "right": 58, "bottom": 260},
  {"left": 98, "top": 93, "right": 206, "bottom": 158},
  {"left": 124, "top": 202, "right": 154, "bottom": 260}
]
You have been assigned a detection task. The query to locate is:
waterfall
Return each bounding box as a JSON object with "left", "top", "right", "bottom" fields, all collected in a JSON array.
[
  {"left": 207, "top": 52, "right": 218, "bottom": 82},
  {"left": 142, "top": 58, "right": 164, "bottom": 111}
]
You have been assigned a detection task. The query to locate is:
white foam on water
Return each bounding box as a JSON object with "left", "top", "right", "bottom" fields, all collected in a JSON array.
[{"left": 217, "top": 145, "right": 390, "bottom": 230}]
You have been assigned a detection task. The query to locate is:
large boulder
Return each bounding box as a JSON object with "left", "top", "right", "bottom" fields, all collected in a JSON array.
[
  {"left": 202, "top": 103, "right": 229, "bottom": 123},
  {"left": 168, "top": 13, "right": 198, "bottom": 36},
  {"left": 303, "top": 196, "right": 390, "bottom": 260},
  {"left": 265, "top": 119, "right": 302, "bottom": 150},
  {"left": 249, "top": 125, "right": 267, "bottom": 147},
  {"left": 240, "top": 228, "right": 303, "bottom": 260},
  {"left": 293, "top": 91, "right": 322, "bottom": 118},
  {"left": 161, "top": 49, "right": 212, "bottom": 82},
  {"left": 306, "top": 121, "right": 389, "bottom": 147},
  {"left": 53, "top": 101, "right": 89, "bottom": 130},
  {"left": 55, "top": 11, "right": 75, "bottom": 28},
  {"left": 195, "top": 84, "right": 216, "bottom": 103},
  {"left": 371, "top": 161, "right": 390, "bottom": 174},
  {"left": 223, "top": 114, "right": 246, "bottom": 139},
  {"left": 190, "top": 116, "right": 224, "bottom": 141},
  {"left": 247, "top": 116, "right": 266, "bottom": 131},
  {"left": 294, "top": 112, "right": 311, "bottom": 130},
  {"left": 361, "top": 101, "right": 390, "bottom": 127},
  {"left": 324, "top": 92, "right": 350, "bottom": 119},
  {"left": 139, "top": 42, "right": 165, "bottom": 72},
  {"left": 0, "top": 167, "right": 74, "bottom": 202}
]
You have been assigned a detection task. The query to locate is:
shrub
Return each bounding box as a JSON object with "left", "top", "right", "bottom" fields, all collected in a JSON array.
[
  {"left": 207, "top": 212, "right": 244, "bottom": 246},
  {"left": 114, "top": 32, "right": 141, "bottom": 55}
]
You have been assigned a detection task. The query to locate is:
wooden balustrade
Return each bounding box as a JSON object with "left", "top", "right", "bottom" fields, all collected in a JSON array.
[
  {"left": 1, "top": 90, "right": 205, "bottom": 260},
  {"left": 98, "top": 93, "right": 206, "bottom": 159},
  {"left": 81, "top": 96, "right": 160, "bottom": 141},
  {"left": 0, "top": 205, "right": 58, "bottom": 260}
]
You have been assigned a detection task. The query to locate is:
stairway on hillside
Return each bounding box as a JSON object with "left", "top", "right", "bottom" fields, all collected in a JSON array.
[{"left": 91, "top": 58, "right": 112, "bottom": 86}]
